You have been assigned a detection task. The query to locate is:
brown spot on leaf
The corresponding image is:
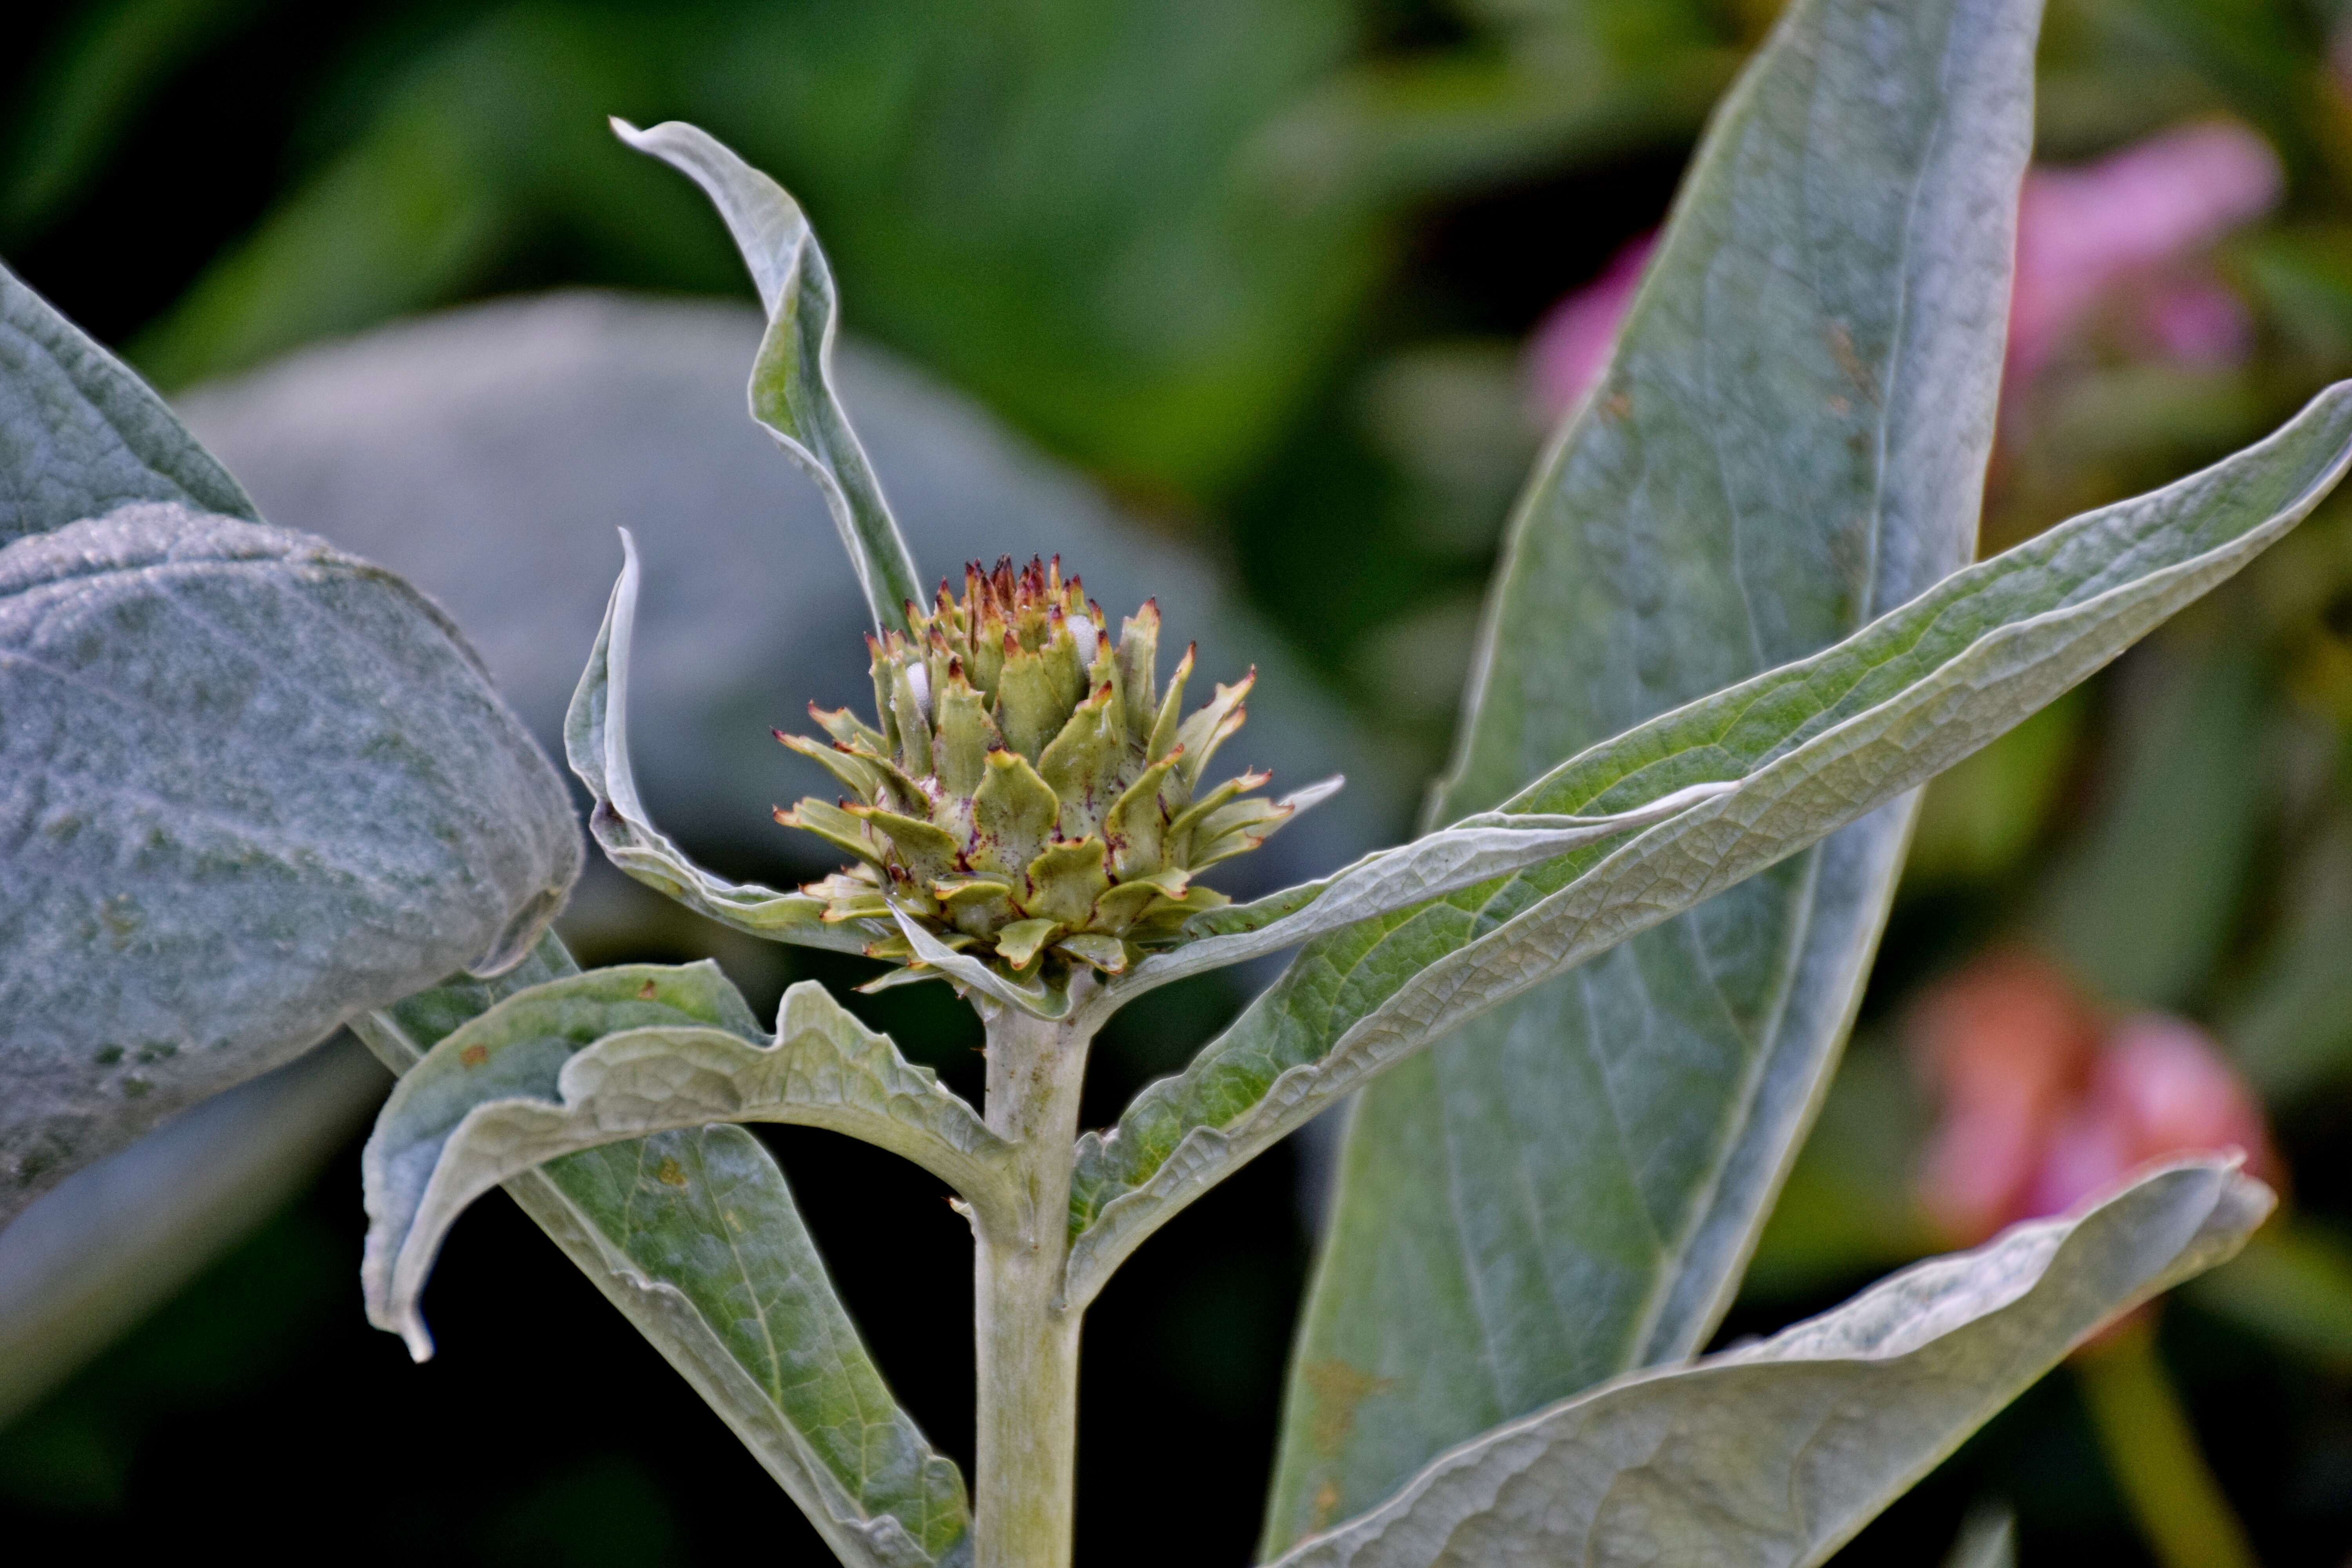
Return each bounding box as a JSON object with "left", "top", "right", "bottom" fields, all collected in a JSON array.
[
  {"left": 1826, "top": 320, "right": 1879, "bottom": 402},
  {"left": 1312, "top": 1480, "right": 1343, "bottom": 1534},
  {"left": 1602, "top": 390, "right": 1632, "bottom": 421},
  {"left": 656, "top": 1158, "right": 689, "bottom": 1187},
  {"left": 637, "top": 978, "right": 659, "bottom": 1000},
  {"left": 459, "top": 1044, "right": 488, "bottom": 1068},
  {"left": 1302, "top": 1359, "right": 1394, "bottom": 1457}
]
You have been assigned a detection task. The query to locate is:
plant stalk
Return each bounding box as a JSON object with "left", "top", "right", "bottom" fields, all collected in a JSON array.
[
  {"left": 2073, "top": 1312, "right": 2259, "bottom": 1568},
  {"left": 971, "top": 997, "right": 1096, "bottom": 1568}
]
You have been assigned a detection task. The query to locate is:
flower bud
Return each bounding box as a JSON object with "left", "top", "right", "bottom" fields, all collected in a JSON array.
[{"left": 775, "top": 556, "right": 1301, "bottom": 979}]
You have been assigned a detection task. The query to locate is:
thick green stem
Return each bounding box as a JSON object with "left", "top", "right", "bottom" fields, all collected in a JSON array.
[
  {"left": 2074, "top": 1313, "right": 2259, "bottom": 1568},
  {"left": 971, "top": 998, "right": 1096, "bottom": 1568}
]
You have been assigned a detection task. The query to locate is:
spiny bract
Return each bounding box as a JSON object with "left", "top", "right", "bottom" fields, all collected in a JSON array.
[{"left": 776, "top": 556, "right": 1302, "bottom": 980}]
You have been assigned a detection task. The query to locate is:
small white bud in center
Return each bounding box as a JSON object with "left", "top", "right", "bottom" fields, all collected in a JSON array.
[
  {"left": 905, "top": 661, "right": 932, "bottom": 723},
  {"left": 1069, "top": 614, "right": 1100, "bottom": 669}
]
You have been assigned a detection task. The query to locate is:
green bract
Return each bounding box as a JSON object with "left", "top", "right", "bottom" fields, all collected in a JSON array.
[{"left": 778, "top": 555, "right": 1314, "bottom": 982}]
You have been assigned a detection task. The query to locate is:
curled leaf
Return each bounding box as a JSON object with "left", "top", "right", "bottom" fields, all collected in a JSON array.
[
  {"left": 363, "top": 962, "right": 1010, "bottom": 1358},
  {"left": 1267, "top": 1159, "right": 2267, "bottom": 1568},
  {"left": 2, "top": 506, "right": 580, "bottom": 1221},
  {"left": 0, "top": 261, "right": 579, "bottom": 1220},
  {"left": 613, "top": 118, "right": 924, "bottom": 633},
  {"left": 353, "top": 938, "right": 971, "bottom": 1568},
  {"left": 565, "top": 530, "right": 886, "bottom": 952}
]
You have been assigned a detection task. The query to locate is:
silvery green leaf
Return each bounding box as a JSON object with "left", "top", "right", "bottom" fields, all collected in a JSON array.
[
  {"left": 0, "top": 259, "right": 577, "bottom": 1223},
  {"left": 352, "top": 936, "right": 971, "bottom": 1568},
  {"left": 565, "top": 529, "right": 884, "bottom": 953},
  {"left": 1, "top": 505, "right": 582, "bottom": 1223},
  {"left": 362, "top": 961, "right": 1010, "bottom": 1359},
  {"left": 1265, "top": 1160, "right": 2267, "bottom": 1568},
  {"left": 0, "top": 261, "right": 254, "bottom": 546},
  {"left": 1065, "top": 381, "right": 2352, "bottom": 1312},
  {"left": 613, "top": 118, "right": 925, "bottom": 634},
  {"left": 1265, "top": 0, "right": 2040, "bottom": 1535},
  {"left": 1107, "top": 780, "right": 1735, "bottom": 1001}
]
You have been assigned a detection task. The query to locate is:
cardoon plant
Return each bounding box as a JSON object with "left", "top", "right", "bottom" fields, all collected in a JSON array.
[{"left": 5, "top": 0, "right": 2343, "bottom": 1563}]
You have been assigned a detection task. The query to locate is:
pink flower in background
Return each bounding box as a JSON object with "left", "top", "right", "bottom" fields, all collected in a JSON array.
[
  {"left": 1907, "top": 953, "right": 2281, "bottom": 1249},
  {"left": 1907, "top": 953, "right": 2103, "bottom": 1245},
  {"left": 2019, "top": 1014, "right": 2280, "bottom": 1222},
  {"left": 1525, "top": 234, "right": 1655, "bottom": 420},
  {"left": 1526, "top": 120, "right": 2284, "bottom": 424},
  {"left": 2007, "top": 120, "right": 2281, "bottom": 388},
  {"left": 2138, "top": 278, "right": 2259, "bottom": 368}
]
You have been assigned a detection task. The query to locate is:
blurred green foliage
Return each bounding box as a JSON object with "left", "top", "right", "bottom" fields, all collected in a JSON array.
[
  {"left": 11, "top": 0, "right": 1397, "bottom": 499},
  {"left": 10, "top": 0, "right": 2352, "bottom": 1560}
]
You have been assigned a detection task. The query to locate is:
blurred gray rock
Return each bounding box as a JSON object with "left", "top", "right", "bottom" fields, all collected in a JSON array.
[{"left": 180, "top": 293, "right": 1402, "bottom": 912}]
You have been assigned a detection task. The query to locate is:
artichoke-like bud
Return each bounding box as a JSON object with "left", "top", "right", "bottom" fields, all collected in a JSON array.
[{"left": 775, "top": 556, "right": 1299, "bottom": 980}]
